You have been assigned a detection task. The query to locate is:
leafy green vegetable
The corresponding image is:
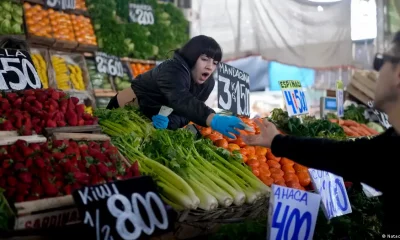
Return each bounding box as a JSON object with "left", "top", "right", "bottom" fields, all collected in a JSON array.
[{"left": 344, "top": 105, "right": 368, "bottom": 124}]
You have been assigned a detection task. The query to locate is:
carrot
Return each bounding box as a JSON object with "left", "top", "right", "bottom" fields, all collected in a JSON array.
[
  {"left": 342, "top": 126, "right": 359, "bottom": 137},
  {"left": 329, "top": 119, "right": 338, "bottom": 123},
  {"left": 352, "top": 126, "right": 371, "bottom": 136},
  {"left": 342, "top": 120, "right": 359, "bottom": 127},
  {"left": 360, "top": 124, "right": 379, "bottom": 135},
  {"left": 338, "top": 119, "right": 344, "bottom": 126},
  {"left": 349, "top": 126, "right": 367, "bottom": 136}
]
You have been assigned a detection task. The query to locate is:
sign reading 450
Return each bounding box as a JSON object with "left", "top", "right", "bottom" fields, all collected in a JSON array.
[
  {"left": 279, "top": 80, "right": 308, "bottom": 117},
  {"left": 217, "top": 63, "right": 250, "bottom": 117}
]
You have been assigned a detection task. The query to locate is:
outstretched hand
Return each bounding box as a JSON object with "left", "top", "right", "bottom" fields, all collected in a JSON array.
[{"left": 241, "top": 119, "right": 280, "bottom": 147}]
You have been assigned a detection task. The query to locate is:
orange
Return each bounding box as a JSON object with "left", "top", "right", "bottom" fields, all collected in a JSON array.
[
  {"left": 280, "top": 157, "right": 294, "bottom": 166},
  {"left": 248, "top": 159, "right": 260, "bottom": 168},
  {"left": 252, "top": 168, "right": 260, "bottom": 177},
  {"left": 244, "top": 146, "right": 255, "bottom": 155},
  {"left": 255, "top": 146, "right": 267, "bottom": 156},
  {"left": 257, "top": 155, "right": 267, "bottom": 163},
  {"left": 215, "top": 139, "right": 228, "bottom": 149}
]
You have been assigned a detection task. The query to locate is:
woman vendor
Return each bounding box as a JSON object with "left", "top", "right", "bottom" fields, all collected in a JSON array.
[{"left": 107, "top": 35, "right": 244, "bottom": 139}]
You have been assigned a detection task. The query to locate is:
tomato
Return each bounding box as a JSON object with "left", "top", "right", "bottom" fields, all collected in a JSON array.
[
  {"left": 239, "top": 148, "right": 248, "bottom": 156},
  {"left": 247, "top": 154, "right": 258, "bottom": 161},
  {"left": 200, "top": 127, "right": 212, "bottom": 136},
  {"left": 260, "top": 175, "right": 273, "bottom": 186},
  {"left": 206, "top": 134, "right": 222, "bottom": 142},
  {"left": 252, "top": 168, "right": 260, "bottom": 177},
  {"left": 244, "top": 146, "right": 255, "bottom": 155},
  {"left": 247, "top": 159, "right": 260, "bottom": 168},
  {"left": 257, "top": 155, "right": 267, "bottom": 163},
  {"left": 233, "top": 137, "right": 246, "bottom": 148},
  {"left": 241, "top": 154, "right": 248, "bottom": 163},
  {"left": 224, "top": 135, "right": 236, "bottom": 143},
  {"left": 228, "top": 143, "right": 240, "bottom": 152},
  {"left": 215, "top": 139, "right": 228, "bottom": 149},
  {"left": 255, "top": 146, "right": 268, "bottom": 156}
]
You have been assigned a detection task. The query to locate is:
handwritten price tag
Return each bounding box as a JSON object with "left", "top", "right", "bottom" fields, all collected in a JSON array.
[
  {"left": 45, "top": 0, "right": 76, "bottom": 10},
  {"left": 336, "top": 80, "right": 344, "bottom": 117},
  {"left": 72, "top": 176, "right": 176, "bottom": 240},
  {"left": 129, "top": 3, "right": 155, "bottom": 25},
  {"left": 308, "top": 169, "right": 352, "bottom": 219},
  {"left": 279, "top": 80, "right": 308, "bottom": 117},
  {"left": 267, "top": 184, "right": 321, "bottom": 240},
  {"left": 95, "top": 52, "right": 124, "bottom": 78},
  {"left": 217, "top": 63, "right": 250, "bottom": 117},
  {"left": 0, "top": 49, "right": 42, "bottom": 91}
]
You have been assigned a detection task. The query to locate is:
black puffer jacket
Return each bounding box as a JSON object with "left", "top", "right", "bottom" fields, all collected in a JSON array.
[{"left": 108, "top": 52, "right": 215, "bottom": 129}]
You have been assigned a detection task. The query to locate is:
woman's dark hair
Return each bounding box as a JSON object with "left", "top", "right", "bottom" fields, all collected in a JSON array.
[
  {"left": 0, "top": 37, "right": 29, "bottom": 51},
  {"left": 177, "top": 35, "right": 222, "bottom": 68}
]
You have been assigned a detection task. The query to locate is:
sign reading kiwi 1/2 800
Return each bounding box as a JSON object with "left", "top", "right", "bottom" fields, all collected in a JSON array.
[
  {"left": 217, "top": 63, "right": 250, "bottom": 117},
  {"left": 129, "top": 3, "right": 155, "bottom": 25}
]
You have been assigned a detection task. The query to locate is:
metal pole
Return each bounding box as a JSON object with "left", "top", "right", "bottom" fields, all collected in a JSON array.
[{"left": 236, "top": 0, "right": 242, "bottom": 53}]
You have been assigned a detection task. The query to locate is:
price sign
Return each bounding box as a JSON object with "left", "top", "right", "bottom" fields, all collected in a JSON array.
[
  {"left": 129, "top": 3, "right": 155, "bottom": 25},
  {"left": 72, "top": 176, "right": 176, "bottom": 240},
  {"left": 279, "top": 80, "right": 309, "bottom": 117},
  {"left": 367, "top": 101, "right": 391, "bottom": 129},
  {"left": 217, "top": 62, "right": 250, "bottom": 117},
  {"left": 95, "top": 52, "right": 124, "bottom": 78},
  {"left": 336, "top": 80, "right": 344, "bottom": 117},
  {"left": 45, "top": 0, "right": 76, "bottom": 10},
  {"left": 0, "top": 49, "right": 42, "bottom": 91},
  {"left": 308, "top": 169, "right": 352, "bottom": 219},
  {"left": 267, "top": 184, "right": 321, "bottom": 240}
]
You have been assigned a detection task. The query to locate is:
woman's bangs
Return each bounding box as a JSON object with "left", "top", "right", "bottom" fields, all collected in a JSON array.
[{"left": 203, "top": 45, "right": 222, "bottom": 62}]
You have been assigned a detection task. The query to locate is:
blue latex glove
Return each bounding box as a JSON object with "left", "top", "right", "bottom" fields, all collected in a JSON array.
[
  {"left": 152, "top": 115, "right": 169, "bottom": 129},
  {"left": 210, "top": 114, "right": 245, "bottom": 139}
]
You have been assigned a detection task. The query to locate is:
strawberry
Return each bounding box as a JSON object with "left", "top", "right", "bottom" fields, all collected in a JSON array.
[
  {"left": 64, "top": 185, "right": 72, "bottom": 195},
  {"left": 15, "top": 139, "right": 27, "bottom": 149},
  {"left": 26, "top": 195, "right": 40, "bottom": 201},
  {"left": 7, "top": 176, "right": 17, "bottom": 186},
  {"left": 5, "top": 187, "right": 16, "bottom": 198},
  {"left": 97, "top": 163, "right": 111, "bottom": 177},
  {"left": 43, "top": 181, "right": 58, "bottom": 196},
  {"left": 69, "top": 172, "right": 89, "bottom": 184},
  {"left": 88, "top": 164, "right": 97, "bottom": 175},
  {"left": 25, "top": 157, "right": 33, "bottom": 168},
  {"left": 29, "top": 143, "right": 41, "bottom": 152},
  {"left": 46, "top": 119, "right": 57, "bottom": 128},
  {"left": 31, "top": 183, "right": 44, "bottom": 196},
  {"left": 15, "top": 195, "right": 25, "bottom": 202},
  {"left": 66, "top": 109, "right": 78, "bottom": 126},
  {"left": 71, "top": 97, "right": 79, "bottom": 105},
  {"left": 22, "top": 146, "right": 34, "bottom": 157},
  {"left": 2, "top": 159, "right": 13, "bottom": 168},
  {"left": 34, "top": 157, "right": 45, "bottom": 168},
  {"left": 14, "top": 162, "right": 26, "bottom": 171},
  {"left": 131, "top": 161, "right": 140, "bottom": 176},
  {"left": 64, "top": 146, "right": 76, "bottom": 156},
  {"left": 16, "top": 183, "right": 30, "bottom": 195},
  {"left": 75, "top": 104, "right": 85, "bottom": 117},
  {"left": 19, "top": 172, "right": 32, "bottom": 183},
  {"left": 52, "top": 152, "right": 66, "bottom": 161},
  {"left": 51, "top": 91, "right": 60, "bottom": 100}
]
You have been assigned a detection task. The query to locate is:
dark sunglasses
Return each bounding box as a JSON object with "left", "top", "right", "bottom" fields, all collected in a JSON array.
[{"left": 373, "top": 53, "right": 400, "bottom": 71}]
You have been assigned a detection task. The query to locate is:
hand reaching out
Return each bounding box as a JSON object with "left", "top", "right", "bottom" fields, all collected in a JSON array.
[{"left": 241, "top": 119, "right": 280, "bottom": 147}]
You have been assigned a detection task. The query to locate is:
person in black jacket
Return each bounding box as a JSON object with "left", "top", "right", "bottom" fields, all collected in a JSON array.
[
  {"left": 242, "top": 32, "right": 400, "bottom": 234},
  {"left": 107, "top": 35, "right": 244, "bottom": 138}
]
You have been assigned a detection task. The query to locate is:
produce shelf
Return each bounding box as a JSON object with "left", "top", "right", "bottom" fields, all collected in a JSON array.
[{"left": 52, "top": 39, "right": 78, "bottom": 51}]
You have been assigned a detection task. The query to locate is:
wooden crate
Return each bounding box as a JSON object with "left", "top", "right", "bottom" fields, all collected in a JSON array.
[
  {"left": 43, "top": 125, "right": 102, "bottom": 137},
  {"left": 52, "top": 40, "right": 78, "bottom": 51},
  {"left": 347, "top": 70, "right": 378, "bottom": 104}
]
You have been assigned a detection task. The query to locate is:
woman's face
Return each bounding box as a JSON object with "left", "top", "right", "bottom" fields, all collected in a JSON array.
[{"left": 191, "top": 54, "right": 218, "bottom": 84}]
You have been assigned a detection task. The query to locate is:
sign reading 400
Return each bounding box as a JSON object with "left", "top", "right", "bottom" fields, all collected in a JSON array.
[
  {"left": 217, "top": 63, "right": 250, "bottom": 117},
  {"left": 279, "top": 80, "right": 308, "bottom": 117}
]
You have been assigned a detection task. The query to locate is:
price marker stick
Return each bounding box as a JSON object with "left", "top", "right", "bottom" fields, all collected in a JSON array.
[
  {"left": 308, "top": 169, "right": 352, "bottom": 219},
  {"left": 279, "top": 80, "right": 309, "bottom": 117},
  {"left": 267, "top": 184, "right": 321, "bottom": 240}
]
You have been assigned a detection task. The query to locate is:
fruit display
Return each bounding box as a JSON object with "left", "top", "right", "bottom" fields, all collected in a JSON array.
[
  {"left": 75, "top": 0, "right": 87, "bottom": 11},
  {"left": 130, "top": 62, "right": 154, "bottom": 77},
  {"left": 86, "top": 59, "right": 112, "bottom": 90},
  {"left": 96, "top": 107, "right": 269, "bottom": 211},
  {"left": 49, "top": 10, "right": 75, "bottom": 42},
  {"left": 71, "top": 15, "right": 97, "bottom": 46},
  {"left": 0, "top": 88, "right": 98, "bottom": 134},
  {"left": 23, "top": 3, "right": 52, "bottom": 38},
  {"left": 51, "top": 53, "right": 87, "bottom": 91},
  {"left": 0, "top": 138, "right": 140, "bottom": 203},
  {"left": 196, "top": 118, "right": 312, "bottom": 190},
  {"left": 0, "top": 0, "right": 24, "bottom": 35},
  {"left": 31, "top": 50, "right": 49, "bottom": 88}
]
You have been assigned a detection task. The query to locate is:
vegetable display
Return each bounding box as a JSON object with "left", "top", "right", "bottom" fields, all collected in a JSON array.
[
  {"left": 87, "top": 0, "right": 188, "bottom": 58},
  {"left": 86, "top": 59, "right": 112, "bottom": 90},
  {"left": 95, "top": 107, "right": 270, "bottom": 211},
  {"left": 197, "top": 117, "right": 312, "bottom": 190},
  {"left": 130, "top": 62, "right": 154, "bottom": 77},
  {"left": 329, "top": 119, "right": 379, "bottom": 137},
  {"left": 0, "top": 88, "right": 97, "bottom": 134},
  {"left": 0, "top": 0, "right": 23, "bottom": 35},
  {"left": 0, "top": 138, "right": 139, "bottom": 203}
]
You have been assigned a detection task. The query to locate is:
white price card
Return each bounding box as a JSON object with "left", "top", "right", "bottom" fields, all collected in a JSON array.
[
  {"left": 308, "top": 169, "right": 352, "bottom": 219},
  {"left": 336, "top": 80, "right": 344, "bottom": 117},
  {"left": 361, "top": 182, "right": 382, "bottom": 198},
  {"left": 279, "top": 80, "right": 309, "bottom": 117},
  {"left": 267, "top": 184, "right": 321, "bottom": 240}
]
